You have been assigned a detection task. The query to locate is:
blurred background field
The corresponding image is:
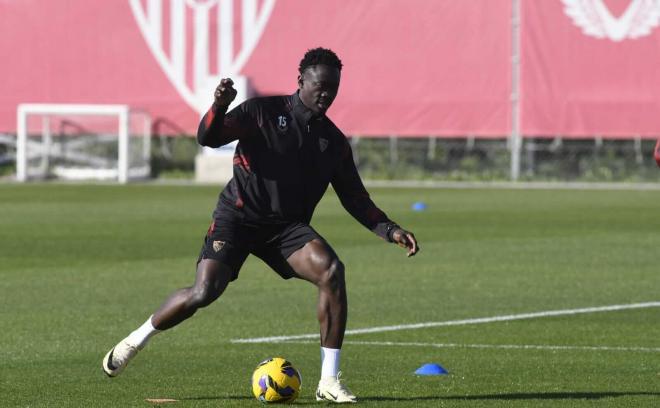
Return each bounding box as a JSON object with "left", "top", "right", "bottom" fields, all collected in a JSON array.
[
  {"left": 146, "top": 136, "right": 660, "bottom": 182},
  {"left": 1, "top": 184, "right": 659, "bottom": 407},
  {"left": 4, "top": 135, "right": 660, "bottom": 183}
]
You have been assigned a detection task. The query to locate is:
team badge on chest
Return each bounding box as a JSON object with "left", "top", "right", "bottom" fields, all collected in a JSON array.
[{"left": 319, "top": 137, "right": 329, "bottom": 152}]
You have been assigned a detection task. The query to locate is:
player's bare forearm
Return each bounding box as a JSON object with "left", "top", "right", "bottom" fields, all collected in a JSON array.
[{"left": 391, "top": 228, "right": 419, "bottom": 257}]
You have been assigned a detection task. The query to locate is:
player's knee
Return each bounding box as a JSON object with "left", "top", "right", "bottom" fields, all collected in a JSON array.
[
  {"left": 319, "top": 258, "right": 345, "bottom": 291},
  {"left": 188, "top": 283, "right": 221, "bottom": 308}
]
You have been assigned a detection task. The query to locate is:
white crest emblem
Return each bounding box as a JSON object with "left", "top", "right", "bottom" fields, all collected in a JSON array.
[
  {"left": 562, "top": 0, "right": 660, "bottom": 41},
  {"left": 129, "top": 0, "right": 276, "bottom": 113}
]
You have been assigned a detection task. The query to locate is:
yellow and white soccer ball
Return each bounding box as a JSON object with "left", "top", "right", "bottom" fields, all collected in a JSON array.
[{"left": 251, "top": 357, "right": 302, "bottom": 403}]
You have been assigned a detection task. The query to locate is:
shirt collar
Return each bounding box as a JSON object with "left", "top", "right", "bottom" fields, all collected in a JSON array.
[{"left": 291, "top": 91, "right": 323, "bottom": 123}]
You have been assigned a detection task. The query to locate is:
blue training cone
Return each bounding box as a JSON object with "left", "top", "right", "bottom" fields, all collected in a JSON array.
[
  {"left": 414, "top": 363, "right": 448, "bottom": 376},
  {"left": 411, "top": 201, "right": 427, "bottom": 212}
]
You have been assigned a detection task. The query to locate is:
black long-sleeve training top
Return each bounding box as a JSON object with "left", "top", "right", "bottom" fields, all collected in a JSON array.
[{"left": 197, "top": 91, "right": 397, "bottom": 241}]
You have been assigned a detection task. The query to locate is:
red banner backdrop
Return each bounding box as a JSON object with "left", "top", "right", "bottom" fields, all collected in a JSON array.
[
  {"left": 0, "top": 0, "right": 510, "bottom": 137},
  {"left": 522, "top": 0, "right": 660, "bottom": 138},
  {"left": 2, "top": 1, "right": 660, "bottom": 138}
]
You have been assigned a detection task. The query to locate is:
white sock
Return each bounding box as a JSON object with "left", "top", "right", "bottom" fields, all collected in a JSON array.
[
  {"left": 126, "top": 315, "right": 161, "bottom": 349},
  {"left": 320, "top": 347, "right": 341, "bottom": 379}
]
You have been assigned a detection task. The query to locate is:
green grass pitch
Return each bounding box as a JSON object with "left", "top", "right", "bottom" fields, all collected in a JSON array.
[{"left": 1, "top": 183, "right": 659, "bottom": 407}]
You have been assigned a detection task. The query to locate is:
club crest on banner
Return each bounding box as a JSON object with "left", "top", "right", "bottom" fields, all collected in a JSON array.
[
  {"left": 129, "top": 0, "right": 276, "bottom": 113},
  {"left": 562, "top": 0, "right": 660, "bottom": 41}
]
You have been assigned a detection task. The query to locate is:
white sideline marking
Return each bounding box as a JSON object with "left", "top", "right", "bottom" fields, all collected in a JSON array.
[
  {"left": 231, "top": 301, "right": 660, "bottom": 344},
  {"left": 277, "top": 340, "right": 660, "bottom": 353},
  {"left": 364, "top": 180, "right": 660, "bottom": 191}
]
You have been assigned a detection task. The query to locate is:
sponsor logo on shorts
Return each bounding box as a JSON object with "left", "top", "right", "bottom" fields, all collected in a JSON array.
[{"left": 213, "top": 240, "right": 226, "bottom": 252}]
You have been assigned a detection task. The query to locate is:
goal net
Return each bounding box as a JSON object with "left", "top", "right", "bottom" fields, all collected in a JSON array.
[{"left": 16, "top": 104, "right": 151, "bottom": 183}]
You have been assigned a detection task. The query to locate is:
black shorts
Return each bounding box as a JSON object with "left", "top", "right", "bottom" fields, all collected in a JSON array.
[{"left": 197, "top": 211, "right": 325, "bottom": 281}]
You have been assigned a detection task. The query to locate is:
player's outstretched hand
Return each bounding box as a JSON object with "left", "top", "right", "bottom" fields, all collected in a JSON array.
[
  {"left": 214, "top": 78, "right": 237, "bottom": 108},
  {"left": 392, "top": 228, "right": 419, "bottom": 257}
]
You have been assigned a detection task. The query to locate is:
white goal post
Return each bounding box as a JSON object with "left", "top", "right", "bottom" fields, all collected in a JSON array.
[{"left": 16, "top": 103, "right": 151, "bottom": 183}]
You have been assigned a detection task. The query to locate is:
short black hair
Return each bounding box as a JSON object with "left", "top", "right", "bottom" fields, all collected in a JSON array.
[{"left": 298, "top": 47, "right": 343, "bottom": 74}]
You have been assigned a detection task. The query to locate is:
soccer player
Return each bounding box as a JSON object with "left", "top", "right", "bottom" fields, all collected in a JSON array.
[{"left": 102, "top": 47, "right": 419, "bottom": 403}]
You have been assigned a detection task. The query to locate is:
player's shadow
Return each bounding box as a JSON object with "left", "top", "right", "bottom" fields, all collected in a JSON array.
[
  {"left": 178, "top": 396, "right": 324, "bottom": 405},
  {"left": 178, "top": 395, "right": 253, "bottom": 401},
  {"left": 362, "top": 391, "right": 660, "bottom": 402},
  {"left": 173, "top": 391, "right": 660, "bottom": 404}
]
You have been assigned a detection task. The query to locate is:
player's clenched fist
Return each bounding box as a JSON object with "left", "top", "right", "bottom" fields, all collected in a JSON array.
[
  {"left": 214, "top": 78, "right": 237, "bottom": 108},
  {"left": 391, "top": 228, "right": 420, "bottom": 257}
]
